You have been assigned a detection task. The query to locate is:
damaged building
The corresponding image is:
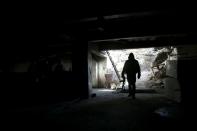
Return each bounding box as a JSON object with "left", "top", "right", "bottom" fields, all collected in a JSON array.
[{"left": 2, "top": 4, "right": 197, "bottom": 131}]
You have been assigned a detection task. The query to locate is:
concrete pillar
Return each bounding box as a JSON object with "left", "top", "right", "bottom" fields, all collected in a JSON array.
[
  {"left": 177, "top": 45, "right": 197, "bottom": 120},
  {"left": 72, "top": 40, "right": 89, "bottom": 99},
  {"left": 178, "top": 60, "right": 197, "bottom": 106},
  {"left": 164, "top": 60, "right": 180, "bottom": 102}
]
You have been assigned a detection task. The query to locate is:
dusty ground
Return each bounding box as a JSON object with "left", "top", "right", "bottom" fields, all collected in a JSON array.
[{"left": 5, "top": 88, "right": 183, "bottom": 130}]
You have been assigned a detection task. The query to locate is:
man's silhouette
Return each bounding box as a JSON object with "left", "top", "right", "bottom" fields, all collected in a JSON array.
[{"left": 122, "top": 53, "right": 141, "bottom": 99}]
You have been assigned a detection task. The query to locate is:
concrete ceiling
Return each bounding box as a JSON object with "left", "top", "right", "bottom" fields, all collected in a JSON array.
[{"left": 4, "top": 4, "right": 197, "bottom": 58}]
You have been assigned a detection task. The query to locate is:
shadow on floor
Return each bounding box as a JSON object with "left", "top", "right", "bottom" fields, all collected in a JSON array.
[{"left": 118, "top": 89, "right": 157, "bottom": 94}]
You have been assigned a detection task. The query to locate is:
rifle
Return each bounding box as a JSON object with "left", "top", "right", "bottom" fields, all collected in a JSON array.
[{"left": 120, "top": 77, "right": 126, "bottom": 91}]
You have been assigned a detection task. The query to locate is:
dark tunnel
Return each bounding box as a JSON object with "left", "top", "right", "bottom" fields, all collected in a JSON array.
[{"left": 2, "top": 3, "right": 197, "bottom": 130}]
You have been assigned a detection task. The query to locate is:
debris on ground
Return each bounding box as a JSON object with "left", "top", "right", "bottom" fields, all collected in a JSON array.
[{"left": 154, "top": 106, "right": 181, "bottom": 119}]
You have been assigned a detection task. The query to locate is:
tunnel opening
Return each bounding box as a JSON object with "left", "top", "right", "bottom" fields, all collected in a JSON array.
[
  {"left": 84, "top": 43, "right": 197, "bottom": 131},
  {"left": 88, "top": 46, "right": 180, "bottom": 103},
  {"left": 105, "top": 47, "right": 177, "bottom": 89}
]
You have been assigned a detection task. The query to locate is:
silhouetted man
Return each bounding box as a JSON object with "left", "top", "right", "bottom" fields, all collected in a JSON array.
[{"left": 122, "top": 53, "right": 141, "bottom": 99}]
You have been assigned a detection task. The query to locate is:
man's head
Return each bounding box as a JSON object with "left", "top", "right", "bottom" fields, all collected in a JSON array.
[{"left": 128, "top": 53, "right": 134, "bottom": 60}]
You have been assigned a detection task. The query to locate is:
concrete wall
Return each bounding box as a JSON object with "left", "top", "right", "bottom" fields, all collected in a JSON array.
[
  {"left": 61, "top": 56, "right": 72, "bottom": 71},
  {"left": 8, "top": 55, "right": 72, "bottom": 73},
  {"left": 88, "top": 52, "right": 93, "bottom": 95},
  {"left": 177, "top": 45, "right": 197, "bottom": 112},
  {"left": 12, "top": 61, "right": 31, "bottom": 72},
  {"left": 91, "top": 57, "right": 98, "bottom": 88},
  {"left": 177, "top": 45, "right": 197, "bottom": 60},
  {"left": 163, "top": 60, "right": 181, "bottom": 102},
  {"left": 88, "top": 48, "right": 107, "bottom": 93},
  {"left": 1, "top": 55, "right": 75, "bottom": 107},
  {"left": 98, "top": 58, "right": 107, "bottom": 88},
  {"left": 163, "top": 45, "right": 197, "bottom": 103}
]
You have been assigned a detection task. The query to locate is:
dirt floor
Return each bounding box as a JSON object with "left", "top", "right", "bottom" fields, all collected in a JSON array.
[{"left": 5, "top": 87, "right": 183, "bottom": 131}]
